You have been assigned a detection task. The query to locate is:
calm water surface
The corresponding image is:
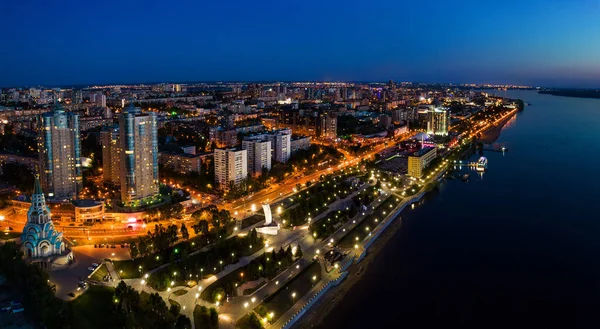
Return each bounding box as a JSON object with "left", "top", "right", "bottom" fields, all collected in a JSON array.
[{"left": 318, "top": 91, "right": 600, "bottom": 329}]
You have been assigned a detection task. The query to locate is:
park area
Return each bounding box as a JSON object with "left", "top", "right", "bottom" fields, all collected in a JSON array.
[
  {"left": 71, "top": 285, "right": 119, "bottom": 329},
  {"left": 254, "top": 261, "right": 322, "bottom": 324},
  {"left": 337, "top": 194, "right": 402, "bottom": 248}
]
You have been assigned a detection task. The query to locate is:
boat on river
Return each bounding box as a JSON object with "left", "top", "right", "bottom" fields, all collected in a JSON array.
[{"left": 476, "top": 157, "right": 488, "bottom": 172}]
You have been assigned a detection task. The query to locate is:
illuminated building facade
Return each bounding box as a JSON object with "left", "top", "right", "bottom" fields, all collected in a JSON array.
[
  {"left": 38, "top": 103, "right": 82, "bottom": 200},
  {"left": 118, "top": 104, "right": 159, "bottom": 206}
]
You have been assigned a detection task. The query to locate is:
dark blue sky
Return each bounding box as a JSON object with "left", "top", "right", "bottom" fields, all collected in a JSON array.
[{"left": 1, "top": 0, "right": 599, "bottom": 87}]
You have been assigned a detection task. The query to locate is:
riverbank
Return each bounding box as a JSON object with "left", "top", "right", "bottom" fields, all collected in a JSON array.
[
  {"left": 292, "top": 204, "right": 406, "bottom": 329},
  {"left": 476, "top": 109, "right": 517, "bottom": 144},
  {"left": 539, "top": 89, "right": 600, "bottom": 99}
]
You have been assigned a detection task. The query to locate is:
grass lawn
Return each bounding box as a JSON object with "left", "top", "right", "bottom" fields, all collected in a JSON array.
[
  {"left": 71, "top": 285, "right": 119, "bottom": 329},
  {"left": 200, "top": 252, "right": 295, "bottom": 302},
  {"left": 243, "top": 281, "right": 266, "bottom": 296},
  {"left": 236, "top": 313, "right": 264, "bottom": 329},
  {"left": 89, "top": 264, "right": 109, "bottom": 281},
  {"left": 113, "top": 259, "right": 145, "bottom": 279},
  {"left": 337, "top": 195, "right": 402, "bottom": 248},
  {"left": 111, "top": 231, "right": 219, "bottom": 279},
  {"left": 149, "top": 235, "right": 264, "bottom": 291},
  {"left": 172, "top": 289, "right": 188, "bottom": 296},
  {"left": 254, "top": 261, "right": 322, "bottom": 323},
  {"left": 241, "top": 215, "right": 264, "bottom": 229}
]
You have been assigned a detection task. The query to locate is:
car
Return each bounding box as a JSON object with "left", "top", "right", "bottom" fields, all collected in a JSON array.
[
  {"left": 91, "top": 263, "right": 99, "bottom": 267},
  {"left": 68, "top": 293, "right": 76, "bottom": 297},
  {"left": 11, "top": 303, "right": 24, "bottom": 313},
  {"left": 87, "top": 267, "right": 95, "bottom": 271},
  {"left": 110, "top": 245, "right": 116, "bottom": 248},
  {"left": 127, "top": 225, "right": 133, "bottom": 231}
]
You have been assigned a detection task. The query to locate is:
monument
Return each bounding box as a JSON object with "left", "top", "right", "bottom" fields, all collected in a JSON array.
[
  {"left": 20, "top": 176, "right": 73, "bottom": 270},
  {"left": 256, "top": 203, "right": 279, "bottom": 235}
]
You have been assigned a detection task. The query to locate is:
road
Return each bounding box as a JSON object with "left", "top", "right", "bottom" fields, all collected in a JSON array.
[{"left": 224, "top": 142, "right": 390, "bottom": 216}]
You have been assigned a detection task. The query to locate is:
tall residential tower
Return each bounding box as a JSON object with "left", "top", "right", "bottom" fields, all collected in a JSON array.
[
  {"left": 118, "top": 104, "right": 159, "bottom": 206},
  {"left": 38, "top": 103, "right": 82, "bottom": 200}
]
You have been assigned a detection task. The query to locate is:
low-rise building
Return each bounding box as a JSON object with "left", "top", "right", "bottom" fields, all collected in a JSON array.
[
  {"left": 407, "top": 147, "right": 437, "bottom": 178},
  {"left": 159, "top": 151, "right": 204, "bottom": 174},
  {"left": 0, "top": 154, "right": 38, "bottom": 173},
  {"left": 12, "top": 197, "right": 105, "bottom": 223}
]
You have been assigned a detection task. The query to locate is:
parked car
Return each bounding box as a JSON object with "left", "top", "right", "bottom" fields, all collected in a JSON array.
[
  {"left": 68, "top": 292, "right": 76, "bottom": 297},
  {"left": 10, "top": 303, "right": 24, "bottom": 313},
  {"left": 91, "top": 263, "right": 99, "bottom": 267},
  {"left": 87, "top": 267, "right": 95, "bottom": 271}
]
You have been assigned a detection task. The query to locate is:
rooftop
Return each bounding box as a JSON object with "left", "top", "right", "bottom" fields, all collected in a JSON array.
[
  {"left": 411, "top": 146, "right": 436, "bottom": 157},
  {"left": 71, "top": 199, "right": 103, "bottom": 208}
]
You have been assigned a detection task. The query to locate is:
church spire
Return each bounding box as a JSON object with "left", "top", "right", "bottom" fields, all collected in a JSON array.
[{"left": 33, "top": 174, "right": 43, "bottom": 196}]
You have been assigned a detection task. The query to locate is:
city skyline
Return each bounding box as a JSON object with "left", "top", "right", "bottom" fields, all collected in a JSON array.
[{"left": 1, "top": 0, "right": 599, "bottom": 88}]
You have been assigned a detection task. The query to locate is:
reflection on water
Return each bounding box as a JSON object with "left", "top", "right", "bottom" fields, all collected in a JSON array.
[{"left": 319, "top": 90, "right": 600, "bottom": 329}]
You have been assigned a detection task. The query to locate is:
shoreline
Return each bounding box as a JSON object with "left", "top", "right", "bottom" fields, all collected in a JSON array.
[
  {"left": 291, "top": 110, "right": 517, "bottom": 329},
  {"left": 476, "top": 109, "right": 517, "bottom": 144},
  {"left": 292, "top": 205, "right": 407, "bottom": 329}
]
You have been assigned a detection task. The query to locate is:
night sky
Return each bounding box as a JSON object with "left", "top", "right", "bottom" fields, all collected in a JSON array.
[{"left": 1, "top": 0, "right": 599, "bottom": 87}]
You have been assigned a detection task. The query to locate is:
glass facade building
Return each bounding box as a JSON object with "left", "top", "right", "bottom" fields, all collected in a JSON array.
[{"left": 38, "top": 103, "right": 82, "bottom": 200}]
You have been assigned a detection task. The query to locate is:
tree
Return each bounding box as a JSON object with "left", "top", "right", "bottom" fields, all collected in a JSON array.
[
  {"left": 348, "top": 204, "right": 358, "bottom": 218},
  {"left": 285, "top": 245, "right": 293, "bottom": 263},
  {"left": 130, "top": 242, "right": 139, "bottom": 259},
  {"left": 209, "top": 308, "right": 219, "bottom": 329},
  {"left": 212, "top": 287, "right": 225, "bottom": 303},
  {"left": 169, "top": 304, "right": 181, "bottom": 317},
  {"left": 295, "top": 244, "right": 303, "bottom": 258},
  {"left": 175, "top": 315, "right": 192, "bottom": 329},
  {"left": 193, "top": 220, "right": 209, "bottom": 235},
  {"left": 191, "top": 210, "right": 203, "bottom": 220},
  {"left": 138, "top": 239, "right": 148, "bottom": 256},
  {"left": 244, "top": 313, "right": 264, "bottom": 329},
  {"left": 181, "top": 223, "right": 189, "bottom": 240}
]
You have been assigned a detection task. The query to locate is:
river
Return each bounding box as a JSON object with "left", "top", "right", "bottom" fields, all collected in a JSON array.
[{"left": 317, "top": 90, "right": 600, "bottom": 329}]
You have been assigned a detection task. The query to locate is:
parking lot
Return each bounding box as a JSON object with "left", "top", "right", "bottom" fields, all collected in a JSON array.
[{"left": 49, "top": 245, "right": 130, "bottom": 300}]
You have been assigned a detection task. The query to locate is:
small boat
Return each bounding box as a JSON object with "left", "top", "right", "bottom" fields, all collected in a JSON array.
[
  {"left": 476, "top": 157, "right": 488, "bottom": 172},
  {"left": 461, "top": 173, "right": 470, "bottom": 181}
]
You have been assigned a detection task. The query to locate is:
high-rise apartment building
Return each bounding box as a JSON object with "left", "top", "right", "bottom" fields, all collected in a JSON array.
[
  {"left": 319, "top": 113, "right": 337, "bottom": 139},
  {"left": 270, "top": 129, "right": 291, "bottom": 163},
  {"left": 426, "top": 107, "right": 449, "bottom": 136},
  {"left": 38, "top": 103, "right": 82, "bottom": 200},
  {"left": 214, "top": 148, "right": 247, "bottom": 190},
  {"left": 89, "top": 93, "right": 106, "bottom": 107},
  {"left": 118, "top": 104, "right": 159, "bottom": 206},
  {"left": 100, "top": 125, "right": 121, "bottom": 185},
  {"left": 242, "top": 139, "right": 271, "bottom": 176}
]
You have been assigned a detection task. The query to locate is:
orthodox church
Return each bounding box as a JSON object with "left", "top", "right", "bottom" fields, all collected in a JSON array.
[{"left": 20, "top": 176, "right": 73, "bottom": 269}]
